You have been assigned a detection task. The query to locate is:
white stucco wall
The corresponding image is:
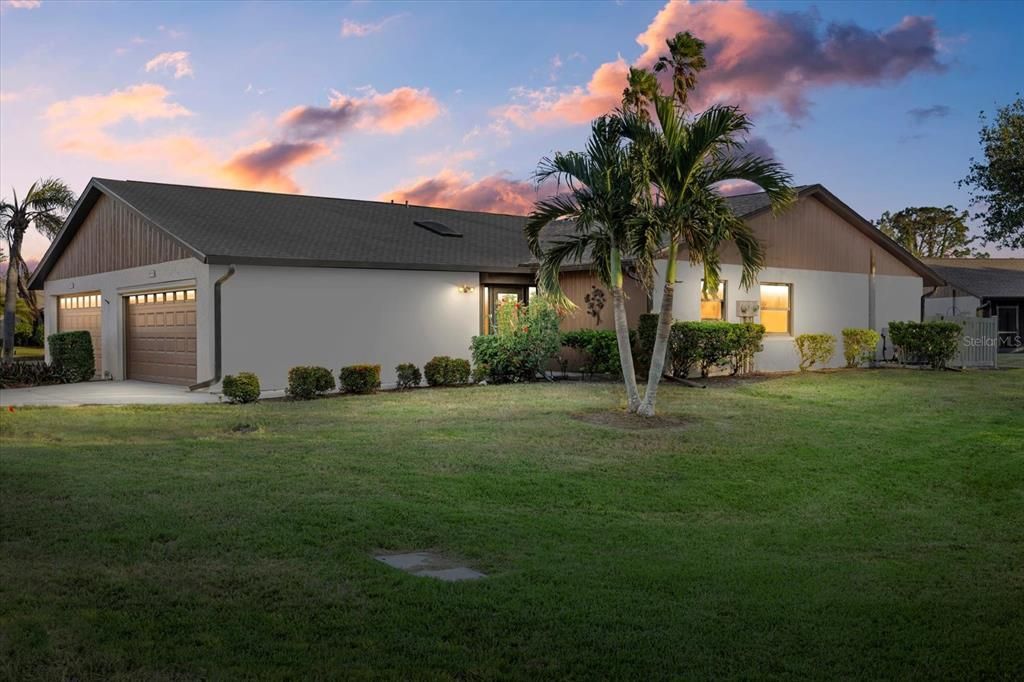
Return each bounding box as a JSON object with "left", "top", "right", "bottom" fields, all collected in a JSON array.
[
  {"left": 651, "top": 260, "right": 923, "bottom": 372},
  {"left": 215, "top": 265, "right": 481, "bottom": 390},
  {"left": 42, "top": 258, "right": 215, "bottom": 381},
  {"left": 923, "top": 294, "right": 982, "bottom": 319}
]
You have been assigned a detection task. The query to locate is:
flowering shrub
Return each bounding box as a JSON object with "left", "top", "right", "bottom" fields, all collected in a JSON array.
[{"left": 471, "top": 295, "right": 562, "bottom": 383}]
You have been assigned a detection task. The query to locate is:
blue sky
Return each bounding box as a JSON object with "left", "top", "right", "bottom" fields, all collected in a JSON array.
[{"left": 2, "top": 0, "right": 1022, "bottom": 261}]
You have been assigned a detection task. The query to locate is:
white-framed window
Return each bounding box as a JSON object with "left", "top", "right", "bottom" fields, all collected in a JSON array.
[
  {"left": 700, "top": 280, "right": 726, "bottom": 321},
  {"left": 759, "top": 283, "right": 792, "bottom": 335}
]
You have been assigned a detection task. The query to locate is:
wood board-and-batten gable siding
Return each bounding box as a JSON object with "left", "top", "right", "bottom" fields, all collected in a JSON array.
[
  {"left": 48, "top": 193, "right": 194, "bottom": 281},
  {"left": 715, "top": 195, "right": 919, "bottom": 278}
]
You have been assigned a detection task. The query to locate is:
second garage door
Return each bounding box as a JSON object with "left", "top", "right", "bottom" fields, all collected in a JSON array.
[{"left": 126, "top": 289, "right": 197, "bottom": 385}]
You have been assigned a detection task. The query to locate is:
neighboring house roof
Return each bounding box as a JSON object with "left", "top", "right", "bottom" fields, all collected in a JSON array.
[
  {"left": 921, "top": 258, "right": 1024, "bottom": 299},
  {"left": 30, "top": 178, "right": 943, "bottom": 288}
]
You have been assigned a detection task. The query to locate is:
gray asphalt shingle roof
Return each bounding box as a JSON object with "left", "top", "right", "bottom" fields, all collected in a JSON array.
[{"left": 921, "top": 258, "right": 1024, "bottom": 298}]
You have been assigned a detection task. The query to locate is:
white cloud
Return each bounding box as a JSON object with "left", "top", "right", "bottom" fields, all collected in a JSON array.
[{"left": 145, "top": 51, "right": 194, "bottom": 79}]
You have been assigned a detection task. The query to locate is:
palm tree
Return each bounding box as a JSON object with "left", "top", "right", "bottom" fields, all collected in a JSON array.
[
  {"left": 623, "top": 96, "right": 794, "bottom": 416},
  {"left": 1, "top": 178, "right": 76, "bottom": 360},
  {"left": 653, "top": 31, "right": 708, "bottom": 109},
  {"left": 526, "top": 116, "right": 647, "bottom": 412},
  {"left": 622, "top": 67, "right": 660, "bottom": 122}
]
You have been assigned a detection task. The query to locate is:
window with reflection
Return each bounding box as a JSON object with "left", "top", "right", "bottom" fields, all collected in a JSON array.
[
  {"left": 700, "top": 281, "right": 726, "bottom": 321},
  {"left": 759, "top": 283, "right": 791, "bottom": 334}
]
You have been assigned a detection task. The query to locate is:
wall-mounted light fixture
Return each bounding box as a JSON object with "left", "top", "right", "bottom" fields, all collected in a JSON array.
[{"left": 457, "top": 285, "right": 476, "bottom": 294}]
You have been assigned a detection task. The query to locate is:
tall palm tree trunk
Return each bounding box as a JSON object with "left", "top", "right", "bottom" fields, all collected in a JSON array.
[
  {"left": 2, "top": 229, "right": 24, "bottom": 360},
  {"left": 609, "top": 246, "right": 640, "bottom": 411},
  {"left": 637, "top": 241, "right": 677, "bottom": 417}
]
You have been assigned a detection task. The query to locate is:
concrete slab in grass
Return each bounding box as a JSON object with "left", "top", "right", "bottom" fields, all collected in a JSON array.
[{"left": 375, "top": 552, "right": 485, "bottom": 582}]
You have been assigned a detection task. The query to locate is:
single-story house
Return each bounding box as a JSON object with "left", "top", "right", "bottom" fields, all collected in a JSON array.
[
  {"left": 28, "top": 179, "right": 941, "bottom": 389},
  {"left": 922, "top": 258, "right": 1023, "bottom": 353}
]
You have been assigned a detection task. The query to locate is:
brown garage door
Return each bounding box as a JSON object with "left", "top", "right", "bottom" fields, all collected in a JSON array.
[
  {"left": 126, "top": 289, "right": 197, "bottom": 385},
  {"left": 58, "top": 293, "right": 102, "bottom": 377}
]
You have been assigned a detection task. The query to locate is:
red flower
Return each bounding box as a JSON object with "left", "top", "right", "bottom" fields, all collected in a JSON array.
[{"left": 7, "top": 406, "right": 14, "bottom": 413}]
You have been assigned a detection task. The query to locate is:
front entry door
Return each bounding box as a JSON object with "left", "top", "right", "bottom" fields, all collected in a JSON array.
[{"left": 488, "top": 286, "right": 528, "bottom": 334}]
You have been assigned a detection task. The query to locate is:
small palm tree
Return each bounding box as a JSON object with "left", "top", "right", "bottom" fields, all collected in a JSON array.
[
  {"left": 653, "top": 31, "right": 708, "bottom": 108},
  {"left": 623, "top": 97, "right": 794, "bottom": 416},
  {"left": 1, "top": 178, "right": 76, "bottom": 360},
  {"left": 526, "top": 117, "right": 647, "bottom": 411},
  {"left": 622, "top": 67, "right": 660, "bottom": 122}
]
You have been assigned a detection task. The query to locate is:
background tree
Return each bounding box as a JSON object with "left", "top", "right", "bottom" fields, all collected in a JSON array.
[
  {"left": 1, "top": 178, "right": 76, "bottom": 360},
  {"left": 959, "top": 95, "right": 1023, "bottom": 250},
  {"left": 875, "top": 206, "right": 985, "bottom": 258},
  {"left": 526, "top": 117, "right": 647, "bottom": 412},
  {"left": 622, "top": 67, "right": 660, "bottom": 122},
  {"left": 653, "top": 31, "right": 707, "bottom": 108}
]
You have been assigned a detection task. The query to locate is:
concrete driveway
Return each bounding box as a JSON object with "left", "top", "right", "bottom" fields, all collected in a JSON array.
[{"left": 0, "top": 380, "right": 221, "bottom": 407}]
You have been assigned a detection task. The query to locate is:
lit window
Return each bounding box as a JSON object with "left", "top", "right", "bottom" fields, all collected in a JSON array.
[
  {"left": 175, "top": 291, "right": 184, "bottom": 301},
  {"left": 700, "top": 281, "right": 726, "bottom": 321},
  {"left": 147, "top": 294, "right": 155, "bottom": 303},
  {"left": 186, "top": 290, "right": 195, "bottom": 301},
  {"left": 760, "top": 284, "right": 791, "bottom": 334}
]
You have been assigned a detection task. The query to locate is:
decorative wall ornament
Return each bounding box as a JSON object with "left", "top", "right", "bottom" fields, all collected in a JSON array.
[{"left": 584, "top": 286, "right": 606, "bottom": 325}]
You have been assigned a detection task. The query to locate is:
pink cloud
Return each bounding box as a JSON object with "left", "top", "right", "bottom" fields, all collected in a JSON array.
[
  {"left": 340, "top": 14, "right": 404, "bottom": 38},
  {"left": 380, "top": 169, "right": 540, "bottom": 215},
  {"left": 280, "top": 86, "right": 440, "bottom": 139},
  {"left": 219, "top": 141, "right": 331, "bottom": 193},
  {"left": 499, "top": 0, "right": 946, "bottom": 127}
]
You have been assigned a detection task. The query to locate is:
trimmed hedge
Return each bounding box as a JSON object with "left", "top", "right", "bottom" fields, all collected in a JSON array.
[
  {"left": 340, "top": 364, "right": 381, "bottom": 394},
  {"left": 889, "top": 321, "right": 961, "bottom": 369},
  {"left": 395, "top": 363, "right": 422, "bottom": 389},
  {"left": 222, "top": 372, "right": 261, "bottom": 403},
  {"left": 794, "top": 333, "right": 836, "bottom": 371},
  {"left": 842, "top": 328, "right": 880, "bottom": 368},
  {"left": 47, "top": 331, "right": 95, "bottom": 381},
  {"left": 424, "top": 356, "right": 471, "bottom": 386},
  {"left": 287, "top": 365, "right": 335, "bottom": 400},
  {"left": 561, "top": 329, "right": 621, "bottom": 376},
  {"left": 0, "top": 361, "right": 77, "bottom": 389}
]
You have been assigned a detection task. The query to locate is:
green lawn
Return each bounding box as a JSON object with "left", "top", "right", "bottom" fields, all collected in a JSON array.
[{"left": 1, "top": 370, "right": 1022, "bottom": 679}]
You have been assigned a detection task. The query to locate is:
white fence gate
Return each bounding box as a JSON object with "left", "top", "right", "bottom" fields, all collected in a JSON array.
[{"left": 928, "top": 315, "right": 999, "bottom": 368}]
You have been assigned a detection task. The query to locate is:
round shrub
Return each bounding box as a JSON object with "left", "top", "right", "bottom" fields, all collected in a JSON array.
[
  {"left": 287, "top": 365, "right": 335, "bottom": 400},
  {"left": 339, "top": 364, "right": 381, "bottom": 394},
  {"left": 794, "top": 333, "right": 836, "bottom": 371},
  {"left": 395, "top": 363, "right": 421, "bottom": 389},
  {"left": 842, "top": 328, "right": 881, "bottom": 368},
  {"left": 561, "top": 329, "right": 621, "bottom": 376},
  {"left": 424, "top": 356, "right": 471, "bottom": 386},
  {"left": 47, "top": 331, "right": 95, "bottom": 382},
  {"left": 222, "top": 372, "right": 261, "bottom": 403}
]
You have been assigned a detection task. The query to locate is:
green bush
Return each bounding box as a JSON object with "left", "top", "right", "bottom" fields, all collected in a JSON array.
[
  {"left": 222, "top": 372, "right": 261, "bottom": 403},
  {"left": 634, "top": 313, "right": 660, "bottom": 376},
  {"left": 340, "top": 364, "right": 381, "bottom": 394},
  {"left": 561, "top": 329, "right": 621, "bottom": 376},
  {"left": 287, "top": 365, "right": 335, "bottom": 400},
  {"left": 794, "top": 333, "right": 836, "bottom": 371},
  {"left": 395, "top": 363, "right": 421, "bottom": 389},
  {"left": 667, "top": 321, "right": 734, "bottom": 378},
  {"left": 0, "top": 361, "right": 77, "bottom": 389},
  {"left": 842, "top": 328, "right": 880, "bottom": 368},
  {"left": 471, "top": 296, "right": 562, "bottom": 383},
  {"left": 726, "top": 323, "right": 766, "bottom": 375},
  {"left": 47, "top": 331, "right": 95, "bottom": 382},
  {"left": 424, "top": 356, "right": 471, "bottom": 386},
  {"left": 888, "top": 321, "right": 961, "bottom": 369}
]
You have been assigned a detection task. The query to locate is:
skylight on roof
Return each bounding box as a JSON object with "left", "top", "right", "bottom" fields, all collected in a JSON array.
[{"left": 414, "top": 220, "right": 462, "bottom": 238}]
